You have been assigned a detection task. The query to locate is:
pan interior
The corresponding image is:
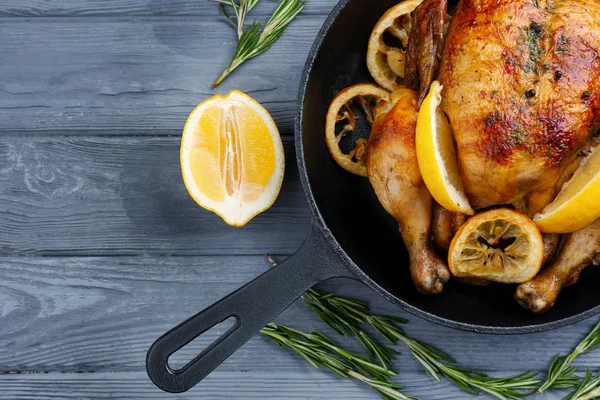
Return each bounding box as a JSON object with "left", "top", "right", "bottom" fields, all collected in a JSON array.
[{"left": 299, "top": 0, "right": 600, "bottom": 330}]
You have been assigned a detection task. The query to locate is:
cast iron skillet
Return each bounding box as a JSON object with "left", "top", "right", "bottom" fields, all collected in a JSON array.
[{"left": 146, "top": 0, "right": 600, "bottom": 393}]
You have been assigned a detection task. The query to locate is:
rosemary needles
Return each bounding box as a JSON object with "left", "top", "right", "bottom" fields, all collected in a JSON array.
[
  {"left": 538, "top": 321, "right": 600, "bottom": 392},
  {"left": 263, "top": 255, "right": 414, "bottom": 399},
  {"left": 564, "top": 369, "right": 600, "bottom": 400},
  {"left": 210, "top": 0, "right": 305, "bottom": 87},
  {"left": 301, "top": 285, "right": 539, "bottom": 400},
  {"left": 262, "top": 254, "right": 540, "bottom": 400},
  {"left": 261, "top": 323, "right": 417, "bottom": 400},
  {"left": 302, "top": 288, "right": 405, "bottom": 369}
]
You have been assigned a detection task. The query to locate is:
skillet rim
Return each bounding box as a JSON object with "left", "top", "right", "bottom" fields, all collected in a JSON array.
[{"left": 294, "top": 0, "right": 600, "bottom": 334}]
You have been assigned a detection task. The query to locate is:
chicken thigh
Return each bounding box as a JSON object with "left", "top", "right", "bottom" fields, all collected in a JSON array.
[{"left": 366, "top": 89, "right": 450, "bottom": 294}]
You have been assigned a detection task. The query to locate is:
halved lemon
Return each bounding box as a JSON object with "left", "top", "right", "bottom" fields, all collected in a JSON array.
[
  {"left": 180, "top": 90, "right": 284, "bottom": 227},
  {"left": 325, "top": 83, "right": 390, "bottom": 176},
  {"left": 449, "top": 209, "right": 544, "bottom": 283},
  {"left": 367, "top": 0, "right": 424, "bottom": 91},
  {"left": 534, "top": 146, "right": 600, "bottom": 233},
  {"left": 416, "top": 81, "right": 474, "bottom": 215}
]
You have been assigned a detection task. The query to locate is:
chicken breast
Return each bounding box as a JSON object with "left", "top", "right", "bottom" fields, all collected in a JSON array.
[{"left": 439, "top": 0, "right": 600, "bottom": 213}]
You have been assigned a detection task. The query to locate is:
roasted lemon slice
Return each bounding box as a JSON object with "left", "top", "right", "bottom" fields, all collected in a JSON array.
[
  {"left": 180, "top": 90, "right": 284, "bottom": 227},
  {"left": 449, "top": 209, "right": 544, "bottom": 283},
  {"left": 325, "top": 83, "right": 390, "bottom": 176},
  {"left": 416, "top": 81, "right": 474, "bottom": 214},
  {"left": 367, "top": 0, "right": 423, "bottom": 91},
  {"left": 534, "top": 146, "right": 600, "bottom": 233}
]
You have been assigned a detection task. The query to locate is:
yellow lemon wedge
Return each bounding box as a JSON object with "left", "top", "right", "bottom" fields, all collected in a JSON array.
[
  {"left": 534, "top": 146, "right": 600, "bottom": 233},
  {"left": 449, "top": 208, "right": 544, "bottom": 283},
  {"left": 180, "top": 90, "right": 284, "bottom": 227},
  {"left": 416, "top": 81, "right": 474, "bottom": 215}
]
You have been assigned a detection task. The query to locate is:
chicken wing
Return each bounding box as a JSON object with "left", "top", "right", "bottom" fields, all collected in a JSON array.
[{"left": 405, "top": 0, "right": 448, "bottom": 106}]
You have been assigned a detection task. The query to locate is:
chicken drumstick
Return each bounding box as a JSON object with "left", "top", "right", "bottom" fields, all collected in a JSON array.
[{"left": 366, "top": 88, "right": 450, "bottom": 294}]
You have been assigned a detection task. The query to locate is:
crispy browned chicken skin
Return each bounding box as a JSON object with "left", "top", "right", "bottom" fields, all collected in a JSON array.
[{"left": 439, "top": 0, "right": 600, "bottom": 214}]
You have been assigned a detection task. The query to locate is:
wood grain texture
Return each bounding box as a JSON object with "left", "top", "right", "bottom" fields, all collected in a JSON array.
[
  {"left": 0, "top": 17, "right": 327, "bottom": 135},
  {"left": 0, "top": 371, "right": 570, "bottom": 399},
  {"left": 1, "top": 255, "right": 600, "bottom": 376},
  {"left": 0, "top": 0, "right": 338, "bottom": 17},
  {"left": 0, "top": 138, "right": 310, "bottom": 256}
]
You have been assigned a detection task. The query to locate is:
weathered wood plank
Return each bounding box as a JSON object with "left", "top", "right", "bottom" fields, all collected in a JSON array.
[
  {"left": 0, "top": 0, "right": 338, "bottom": 17},
  {"left": 0, "top": 18, "right": 327, "bottom": 135},
  {"left": 0, "top": 138, "right": 310, "bottom": 256},
  {"left": 1, "top": 255, "right": 600, "bottom": 374},
  {"left": 0, "top": 371, "right": 570, "bottom": 399}
]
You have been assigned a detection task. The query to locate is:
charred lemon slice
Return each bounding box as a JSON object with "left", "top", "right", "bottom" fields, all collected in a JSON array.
[
  {"left": 325, "top": 83, "right": 390, "bottom": 176},
  {"left": 449, "top": 209, "right": 544, "bottom": 283},
  {"left": 367, "top": 0, "right": 423, "bottom": 91}
]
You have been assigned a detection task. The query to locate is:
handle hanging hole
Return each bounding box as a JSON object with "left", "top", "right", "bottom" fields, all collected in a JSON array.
[{"left": 167, "top": 316, "right": 238, "bottom": 372}]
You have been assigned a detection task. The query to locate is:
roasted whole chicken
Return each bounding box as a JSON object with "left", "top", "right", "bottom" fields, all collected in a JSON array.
[{"left": 366, "top": 0, "right": 600, "bottom": 309}]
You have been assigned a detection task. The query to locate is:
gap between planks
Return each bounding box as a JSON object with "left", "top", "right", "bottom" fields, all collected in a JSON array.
[
  {"left": 0, "top": 18, "right": 328, "bottom": 135},
  {"left": 0, "top": 137, "right": 310, "bottom": 256},
  {"left": 0, "top": 0, "right": 338, "bottom": 18},
  {"left": 1, "top": 255, "right": 600, "bottom": 374},
  {"left": 0, "top": 371, "right": 572, "bottom": 400}
]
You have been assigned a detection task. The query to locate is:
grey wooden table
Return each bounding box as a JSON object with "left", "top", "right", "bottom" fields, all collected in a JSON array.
[{"left": 0, "top": 1, "right": 598, "bottom": 399}]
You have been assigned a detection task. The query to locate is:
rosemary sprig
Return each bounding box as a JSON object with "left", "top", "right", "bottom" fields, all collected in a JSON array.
[
  {"left": 260, "top": 323, "right": 417, "bottom": 400},
  {"left": 266, "top": 254, "right": 401, "bottom": 370},
  {"left": 564, "top": 369, "right": 600, "bottom": 400},
  {"left": 303, "top": 289, "right": 403, "bottom": 369},
  {"left": 265, "top": 254, "right": 539, "bottom": 399},
  {"left": 395, "top": 333, "right": 540, "bottom": 400},
  {"left": 319, "top": 292, "right": 539, "bottom": 400},
  {"left": 538, "top": 321, "right": 600, "bottom": 392},
  {"left": 211, "top": 0, "right": 305, "bottom": 87}
]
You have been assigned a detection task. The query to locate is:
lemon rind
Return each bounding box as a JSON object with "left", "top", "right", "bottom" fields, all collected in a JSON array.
[
  {"left": 324, "top": 84, "right": 390, "bottom": 177},
  {"left": 417, "top": 81, "right": 474, "bottom": 215},
  {"left": 534, "top": 170, "right": 600, "bottom": 233}
]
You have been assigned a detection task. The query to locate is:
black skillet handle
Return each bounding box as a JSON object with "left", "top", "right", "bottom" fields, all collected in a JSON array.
[{"left": 146, "top": 223, "right": 354, "bottom": 393}]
